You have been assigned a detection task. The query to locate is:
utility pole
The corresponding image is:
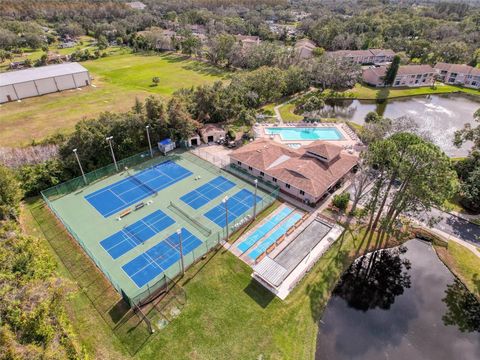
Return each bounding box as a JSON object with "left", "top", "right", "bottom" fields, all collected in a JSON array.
[
  {"left": 223, "top": 196, "right": 229, "bottom": 241},
  {"left": 146, "top": 125, "right": 153, "bottom": 158},
  {"left": 106, "top": 136, "right": 118, "bottom": 171},
  {"left": 73, "top": 148, "right": 87, "bottom": 185},
  {"left": 177, "top": 229, "right": 185, "bottom": 275},
  {"left": 253, "top": 179, "right": 258, "bottom": 219}
]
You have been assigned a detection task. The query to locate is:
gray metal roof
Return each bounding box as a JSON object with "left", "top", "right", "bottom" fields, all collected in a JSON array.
[
  {"left": 0, "top": 62, "right": 88, "bottom": 87},
  {"left": 253, "top": 256, "right": 288, "bottom": 287}
]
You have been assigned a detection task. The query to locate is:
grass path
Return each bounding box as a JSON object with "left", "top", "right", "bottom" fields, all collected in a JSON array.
[
  {"left": 0, "top": 52, "right": 227, "bottom": 146},
  {"left": 344, "top": 83, "right": 480, "bottom": 100}
]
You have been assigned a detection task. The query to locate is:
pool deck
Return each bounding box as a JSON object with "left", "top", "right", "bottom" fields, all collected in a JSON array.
[
  {"left": 228, "top": 201, "right": 344, "bottom": 299},
  {"left": 253, "top": 123, "right": 361, "bottom": 151}
]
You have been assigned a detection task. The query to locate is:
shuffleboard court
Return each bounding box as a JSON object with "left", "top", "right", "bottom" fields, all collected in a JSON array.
[
  {"left": 204, "top": 189, "right": 262, "bottom": 228},
  {"left": 180, "top": 176, "right": 235, "bottom": 209},
  {"left": 237, "top": 206, "right": 294, "bottom": 253},
  {"left": 100, "top": 210, "right": 175, "bottom": 259},
  {"left": 85, "top": 160, "right": 192, "bottom": 217},
  {"left": 122, "top": 228, "right": 202, "bottom": 288},
  {"left": 248, "top": 213, "right": 303, "bottom": 260}
]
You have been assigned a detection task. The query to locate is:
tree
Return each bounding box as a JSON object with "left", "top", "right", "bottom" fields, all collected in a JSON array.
[
  {"left": 167, "top": 98, "right": 200, "bottom": 141},
  {"left": 306, "top": 56, "right": 361, "bottom": 91},
  {"left": 458, "top": 166, "right": 480, "bottom": 213},
  {"left": 205, "top": 34, "right": 236, "bottom": 66},
  {"left": 0, "top": 221, "right": 80, "bottom": 358},
  {"left": 151, "top": 76, "right": 160, "bottom": 87},
  {"left": 384, "top": 55, "right": 400, "bottom": 86},
  {"left": 181, "top": 35, "right": 201, "bottom": 57},
  {"left": 332, "top": 192, "right": 350, "bottom": 211},
  {"left": 0, "top": 166, "right": 23, "bottom": 220},
  {"left": 365, "top": 111, "right": 380, "bottom": 123},
  {"left": 362, "top": 133, "right": 456, "bottom": 250}
]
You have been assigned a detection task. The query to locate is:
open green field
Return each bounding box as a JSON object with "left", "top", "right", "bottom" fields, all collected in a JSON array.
[
  {"left": 344, "top": 83, "right": 480, "bottom": 100},
  {"left": 0, "top": 52, "right": 228, "bottom": 146}
]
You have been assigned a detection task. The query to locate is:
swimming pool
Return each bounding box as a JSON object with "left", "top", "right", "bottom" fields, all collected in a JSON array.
[{"left": 265, "top": 127, "right": 344, "bottom": 141}]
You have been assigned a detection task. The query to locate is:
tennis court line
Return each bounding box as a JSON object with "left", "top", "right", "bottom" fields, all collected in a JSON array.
[
  {"left": 122, "top": 228, "right": 202, "bottom": 288},
  {"left": 100, "top": 210, "right": 175, "bottom": 259},
  {"left": 181, "top": 176, "right": 235, "bottom": 209},
  {"left": 135, "top": 230, "right": 198, "bottom": 276},
  {"left": 86, "top": 161, "right": 193, "bottom": 217}
]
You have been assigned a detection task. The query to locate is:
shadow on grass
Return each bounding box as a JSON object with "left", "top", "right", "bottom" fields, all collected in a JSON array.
[
  {"left": 244, "top": 279, "right": 276, "bottom": 308},
  {"left": 109, "top": 298, "right": 131, "bottom": 323}
]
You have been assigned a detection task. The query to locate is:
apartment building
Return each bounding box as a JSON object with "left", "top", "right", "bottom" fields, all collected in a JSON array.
[
  {"left": 434, "top": 63, "right": 480, "bottom": 89},
  {"left": 362, "top": 64, "right": 435, "bottom": 87}
]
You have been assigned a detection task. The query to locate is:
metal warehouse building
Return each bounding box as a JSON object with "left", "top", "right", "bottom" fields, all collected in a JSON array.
[{"left": 0, "top": 62, "right": 91, "bottom": 103}]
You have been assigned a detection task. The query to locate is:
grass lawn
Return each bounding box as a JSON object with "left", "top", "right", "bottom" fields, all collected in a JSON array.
[
  {"left": 0, "top": 52, "right": 228, "bottom": 146},
  {"left": 278, "top": 102, "right": 303, "bottom": 122},
  {"left": 344, "top": 83, "right": 480, "bottom": 100},
  {"left": 23, "top": 196, "right": 379, "bottom": 359},
  {"left": 434, "top": 241, "right": 480, "bottom": 299}
]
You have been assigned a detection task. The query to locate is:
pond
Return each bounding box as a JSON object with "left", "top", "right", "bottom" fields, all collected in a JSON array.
[
  {"left": 321, "top": 94, "right": 480, "bottom": 157},
  {"left": 316, "top": 239, "right": 480, "bottom": 360}
]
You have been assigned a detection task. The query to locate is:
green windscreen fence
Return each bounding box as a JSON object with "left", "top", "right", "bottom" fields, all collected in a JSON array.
[{"left": 41, "top": 148, "right": 279, "bottom": 307}]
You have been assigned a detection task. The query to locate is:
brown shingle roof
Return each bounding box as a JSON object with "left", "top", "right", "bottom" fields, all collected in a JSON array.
[
  {"left": 303, "top": 141, "right": 342, "bottom": 160},
  {"left": 230, "top": 139, "right": 358, "bottom": 198}
]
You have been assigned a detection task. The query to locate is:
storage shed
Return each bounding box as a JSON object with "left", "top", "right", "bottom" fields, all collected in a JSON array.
[
  {"left": 199, "top": 124, "right": 226, "bottom": 144},
  {"left": 0, "top": 62, "right": 91, "bottom": 103}
]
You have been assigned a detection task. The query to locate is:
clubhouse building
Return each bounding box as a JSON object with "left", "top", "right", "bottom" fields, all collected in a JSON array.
[{"left": 230, "top": 139, "right": 358, "bottom": 205}]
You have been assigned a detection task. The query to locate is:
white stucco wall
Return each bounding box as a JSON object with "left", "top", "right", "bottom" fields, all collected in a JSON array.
[{"left": 0, "top": 70, "right": 91, "bottom": 103}]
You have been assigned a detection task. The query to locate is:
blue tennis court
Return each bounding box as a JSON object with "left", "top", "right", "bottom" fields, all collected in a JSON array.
[
  {"left": 85, "top": 160, "right": 192, "bottom": 217},
  {"left": 122, "top": 228, "right": 202, "bottom": 288},
  {"left": 204, "top": 189, "right": 262, "bottom": 228},
  {"left": 180, "top": 176, "right": 235, "bottom": 209},
  {"left": 100, "top": 210, "right": 175, "bottom": 259}
]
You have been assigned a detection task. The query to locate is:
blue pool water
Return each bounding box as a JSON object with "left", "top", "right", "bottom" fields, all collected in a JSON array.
[
  {"left": 248, "top": 212, "right": 303, "bottom": 261},
  {"left": 237, "top": 206, "right": 294, "bottom": 253},
  {"left": 265, "top": 127, "right": 343, "bottom": 141}
]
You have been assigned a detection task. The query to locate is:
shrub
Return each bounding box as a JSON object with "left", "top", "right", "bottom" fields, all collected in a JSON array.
[{"left": 332, "top": 192, "right": 350, "bottom": 211}]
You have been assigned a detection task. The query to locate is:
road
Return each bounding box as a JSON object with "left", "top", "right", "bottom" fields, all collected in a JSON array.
[{"left": 347, "top": 183, "right": 480, "bottom": 246}]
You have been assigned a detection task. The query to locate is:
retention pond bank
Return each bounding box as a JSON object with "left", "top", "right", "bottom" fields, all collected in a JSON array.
[{"left": 316, "top": 239, "right": 480, "bottom": 360}]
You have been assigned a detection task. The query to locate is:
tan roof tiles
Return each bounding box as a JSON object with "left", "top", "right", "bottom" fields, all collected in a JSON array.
[{"left": 230, "top": 139, "right": 358, "bottom": 198}]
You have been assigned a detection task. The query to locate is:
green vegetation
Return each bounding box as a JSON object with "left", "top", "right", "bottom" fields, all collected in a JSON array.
[
  {"left": 279, "top": 102, "right": 303, "bottom": 122},
  {"left": 23, "top": 196, "right": 384, "bottom": 359},
  {"left": 332, "top": 193, "right": 350, "bottom": 212},
  {"left": 0, "top": 52, "right": 228, "bottom": 146},
  {"left": 435, "top": 241, "right": 480, "bottom": 299},
  {"left": 344, "top": 83, "right": 480, "bottom": 100}
]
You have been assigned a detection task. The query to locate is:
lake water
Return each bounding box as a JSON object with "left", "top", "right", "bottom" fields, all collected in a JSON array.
[
  {"left": 316, "top": 240, "right": 480, "bottom": 360},
  {"left": 321, "top": 94, "right": 480, "bottom": 157}
]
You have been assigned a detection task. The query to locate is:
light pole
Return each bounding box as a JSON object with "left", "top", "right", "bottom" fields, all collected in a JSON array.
[
  {"left": 223, "top": 196, "right": 229, "bottom": 241},
  {"left": 73, "top": 148, "right": 87, "bottom": 185},
  {"left": 177, "top": 229, "right": 185, "bottom": 275},
  {"left": 146, "top": 125, "right": 153, "bottom": 158},
  {"left": 106, "top": 136, "right": 118, "bottom": 171},
  {"left": 253, "top": 179, "right": 258, "bottom": 219}
]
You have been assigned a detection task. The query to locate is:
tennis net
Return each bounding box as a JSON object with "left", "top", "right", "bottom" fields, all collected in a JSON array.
[
  {"left": 168, "top": 201, "right": 212, "bottom": 237},
  {"left": 130, "top": 172, "right": 157, "bottom": 195},
  {"left": 123, "top": 226, "right": 144, "bottom": 245}
]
